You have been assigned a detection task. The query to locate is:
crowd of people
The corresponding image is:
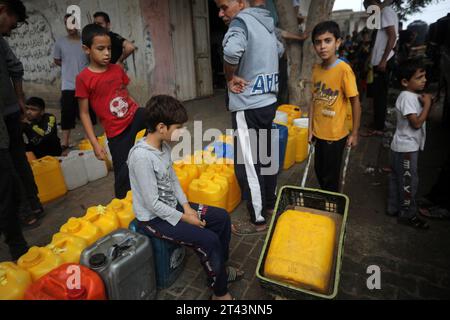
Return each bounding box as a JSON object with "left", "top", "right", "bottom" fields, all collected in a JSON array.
[{"left": 0, "top": 0, "right": 448, "bottom": 301}]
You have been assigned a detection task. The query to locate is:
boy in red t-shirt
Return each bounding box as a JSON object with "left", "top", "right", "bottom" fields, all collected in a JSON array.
[{"left": 76, "top": 24, "right": 146, "bottom": 199}]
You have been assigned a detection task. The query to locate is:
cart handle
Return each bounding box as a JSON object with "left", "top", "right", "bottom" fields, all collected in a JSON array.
[
  {"left": 300, "top": 143, "right": 352, "bottom": 193},
  {"left": 301, "top": 143, "right": 315, "bottom": 188}
]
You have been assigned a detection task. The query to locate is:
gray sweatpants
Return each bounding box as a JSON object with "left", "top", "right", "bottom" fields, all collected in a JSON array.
[{"left": 388, "top": 151, "right": 419, "bottom": 219}]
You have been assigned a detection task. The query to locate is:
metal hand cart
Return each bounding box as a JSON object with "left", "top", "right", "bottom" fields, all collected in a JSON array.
[{"left": 256, "top": 145, "right": 352, "bottom": 300}]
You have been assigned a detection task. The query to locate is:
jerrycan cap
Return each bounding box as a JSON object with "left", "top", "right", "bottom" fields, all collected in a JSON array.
[
  {"left": 110, "top": 199, "right": 124, "bottom": 211},
  {"left": 22, "top": 249, "right": 42, "bottom": 266},
  {"left": 89, "top": 254, "right": 107, "bottom": 269},
  {"left": 66, "top": 219, "right": 82, "bottom": 233}
]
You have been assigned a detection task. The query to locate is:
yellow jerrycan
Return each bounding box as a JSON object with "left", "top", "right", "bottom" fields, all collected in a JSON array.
[
  {"left": 283, "top": 127, "right": 297, "bottom": 170},
  {"left": 106, "top": 199, "right": 136, "bottom": 229},
  {"left": 83, "top": 205, "right": 120, "bottom": 237},
  {"left": 78, "top": 139, "right": 93, "bottom": 151},
  {"left": 292, "top": 118, "right": 309, "bottom": 163},
  {"left": 135, "top": 129, "right": 147, "bottom": 144},
  {"left": 264, "top": 210, "right": 336, "bottom": 294},
  {"left": 17, "top": 247, "right": 64, "bottom": 282},
  {"left": 60, "top": 218, "right": 103, "bottom": 246},
  {"left": 46, "top": 233, "right": 89, "bottom": 264},
  {"left": 0, "top": 262, "right": 32, "bottom": 300},
  {"left": 278, "top": 105, "right": 302, "bottom": 126},
  {"left": 206, "top": 165, "right": 241, "bottom": 213},
  {"left": 199, "top": 172, "right": 229, "bottom": 212},
  {"left": 188, "top": 179, "right": 227, "bottom": 210},
  {"left": 31, "top": 156, "right": 67, "bottom": 204}
]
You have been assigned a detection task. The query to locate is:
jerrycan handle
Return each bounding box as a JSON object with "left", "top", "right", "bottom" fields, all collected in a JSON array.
[{"left": 109, "top": 237, "right": 136, "bottom": 261}]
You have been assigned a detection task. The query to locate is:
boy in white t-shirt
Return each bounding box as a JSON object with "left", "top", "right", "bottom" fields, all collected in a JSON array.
[{"left": 387, "top": 59, "right": 433, "bottom": 230}]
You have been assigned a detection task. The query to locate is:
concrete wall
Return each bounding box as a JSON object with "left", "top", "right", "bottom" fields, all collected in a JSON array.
[{"left": 7, "top": 0, "right": 162, "bottom": 106}]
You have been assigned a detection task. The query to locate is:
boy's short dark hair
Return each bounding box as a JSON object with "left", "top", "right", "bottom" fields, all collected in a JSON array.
[
  {"left": 397, "top": 58, "right": 425, "bottom": 83},
  {"left": 0, "top": 0, "right": 28, "bottom": 23},
  {"left": 26, "top": 97, "right": 45, "bottom": 110},
  {"left": 81, "top": 23, "right": 110, "bottom": 48},
  {"left": 144, "top": 95, "right": 188, "bottom": 133},
  {"left": 93, "top": 11, "right": 111, "bottom": 24},
  {"left": 312, "top": 21, "right": 341, "bottom": 43}
]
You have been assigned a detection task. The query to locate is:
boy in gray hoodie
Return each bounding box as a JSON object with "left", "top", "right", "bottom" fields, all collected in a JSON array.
[
  {"left": 128, "top": 95, "right": 243, "bottom": 301},
  {"left": 217, "top": 0, "right": 284, "bottom": 235}
]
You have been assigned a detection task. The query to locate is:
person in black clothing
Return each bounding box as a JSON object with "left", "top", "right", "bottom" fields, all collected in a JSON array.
[
  {"left": 0, "top": 0, "right": 30, "bottom": 261},
  {"left": 22, "top": 97, "right": 62, "bottom": 159},
  {"left": 93, "top": 11, "right": 136, "bottom": 65}
]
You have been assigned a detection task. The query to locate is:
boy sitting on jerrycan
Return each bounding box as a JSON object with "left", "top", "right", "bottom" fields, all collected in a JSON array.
[{"left": 128, "top": 95, "right": 244, "bottom": 301}]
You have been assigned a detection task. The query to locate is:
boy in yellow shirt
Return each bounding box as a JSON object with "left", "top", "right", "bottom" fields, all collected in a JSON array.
[{"left": 309, "top": 21, "right": 361, "bottom": 192}]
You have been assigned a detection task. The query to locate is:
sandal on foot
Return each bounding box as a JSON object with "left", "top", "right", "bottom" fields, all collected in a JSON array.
[
  {"left": 226, "top": 266, "right": 245, "bottom": 283},
  {"left": 231, "top": 223, "right": 267, "bottom": 236},
  {"left": 398, "top": 216, "right": 429, "bottom": 230},
  {"left": 21, "top": 216, "right": 41, "bottom": 231},
  {"left": 419, "top": 206, "right": 450, "bottom": 219}
]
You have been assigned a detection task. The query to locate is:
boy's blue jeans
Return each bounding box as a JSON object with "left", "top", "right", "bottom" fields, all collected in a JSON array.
[
  {"left": 138, "top": 204, "right": 231, "bottom": 297},
  {"left": 388, "top": 151, "right": 419, "bottom": 219}
]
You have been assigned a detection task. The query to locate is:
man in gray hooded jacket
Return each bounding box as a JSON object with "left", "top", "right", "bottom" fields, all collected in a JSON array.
[{"left": 217, "top": 0, "right": 284, "bottom": 235}]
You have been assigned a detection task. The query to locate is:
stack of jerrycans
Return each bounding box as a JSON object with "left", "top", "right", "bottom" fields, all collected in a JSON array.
[{"left": 80, "top": 229, "right": 156, "bottom": 300}]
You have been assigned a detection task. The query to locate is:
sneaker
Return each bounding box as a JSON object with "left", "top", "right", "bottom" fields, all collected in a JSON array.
[{"left": 398, "top": 216, "right": 429, "bottom": 230}]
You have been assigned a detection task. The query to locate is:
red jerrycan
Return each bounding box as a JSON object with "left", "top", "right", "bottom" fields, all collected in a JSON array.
[{"left": 24, "top": 264, "right": 107, "bottom": 300}]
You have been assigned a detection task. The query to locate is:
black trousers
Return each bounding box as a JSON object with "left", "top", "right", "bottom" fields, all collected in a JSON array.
[
  {"left": 0, "top": 148, "right": 29, "bottom": 260},
  {"left": 314, "top": 136, "right": 348, "bottom": 193},
  {"left": 60, "top": 90, "right": 97, "bottom": 130},
  {"left": 232, "top": 103, "right": 278, "bottom": 225},
  {"left": 4, "top": 112, "right": 41, "bottom": 216},
  {"left": 372, "top": 60, "right": 394, "bottom": 131},
  {"left": 108, "top": 108, "right": 147, "bottom": 199}
]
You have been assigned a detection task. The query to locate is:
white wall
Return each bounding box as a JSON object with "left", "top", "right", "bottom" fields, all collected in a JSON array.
[{"left": 7, "top": 0, "right": 155, "bottom": 106}]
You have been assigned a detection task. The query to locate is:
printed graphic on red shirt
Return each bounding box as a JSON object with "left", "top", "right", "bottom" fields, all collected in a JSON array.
[
  {"left": 110, "top": 87, "right": 130, "bottom": 118},
  {"left": 75, "top": 64, "right": 138, "bottom": 138}
]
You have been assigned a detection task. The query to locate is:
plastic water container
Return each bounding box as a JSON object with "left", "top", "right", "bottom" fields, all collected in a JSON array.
[
  {"left": 83, "top": 206, "right": 120, "bottom": 237},
  {"left": 47, "top": 233, "right": 89, "bottom": 264},
  {"left": 272, "top": 123, "right": 288, "bottom": 173},
  {"left": 206, "top": 165, "right": 241, "bottom": 213},
  {"left": 31, "top": 157, "right": 67, "bottom": 204},
  {"left": 173, "top": 162, "right": 200, "bottom": 194},
  {"left": 78, "top": 139, "right": 93, "bottom": 151},
  {"left": 24, "top": 264, "right": 107, "bottom": 300},
  {"left": 17, "top": 247, "right": 64, "bottom": 282},
  {"left": 135, "top": 129, "right": 147, "bottom": 144},
  {"left": 274, "top": 111, "right": 289, "bottom": 125},
  {"left": 199, "top": 172, "right": 229, "bottom": 212},
  {"left": 80, "top": 229, "right": 157, "bottom": 300},
  {"left": 60, "top": 218, "right": 103, "bottom": 246},
  {"left": 58, "top": 153, "right": 89, "bottom": 191},
  {"left": 106, "top": 199, "right": 136, "bottom": 229},
  {"left": 264, "top": 210, "right": 336, "bottom": 294},
  {"left": 79, "top": 151, "right": 108, "bottom": 182},
  {"left": 293, "top": 118, "right": 309, "bottom": 163},
  {"left": 129, "top": 220, "right": 186, "bottom": 289},
  {"left": 0, "top": 262, "right": 32, "bottom": 300},
  {"left": 283, "top": 127, "right": 297, "bottom": 170},
  {"left": 188, "top": 179, "right": 228, "bottom": 210},
  {"left": 278, "top": 105, "right": 302, "bottom": 125}
]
